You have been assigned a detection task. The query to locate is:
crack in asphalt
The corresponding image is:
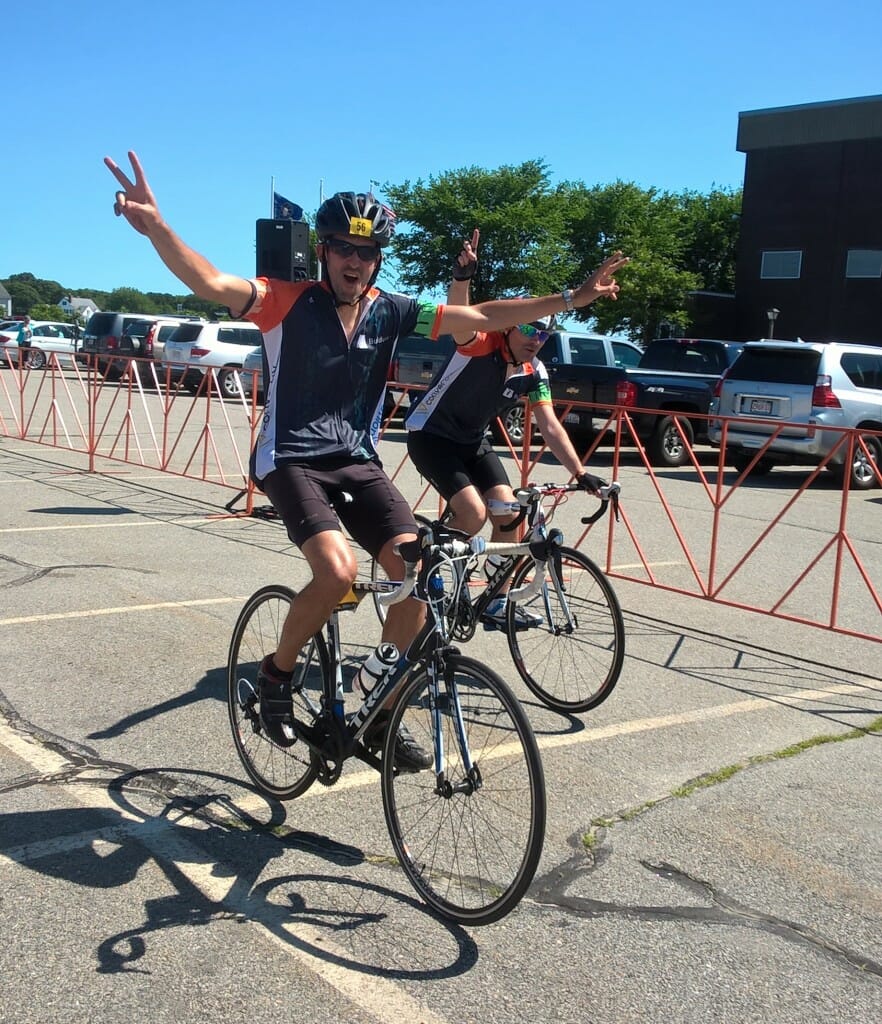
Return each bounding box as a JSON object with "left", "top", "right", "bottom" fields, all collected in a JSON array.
[
  {"left": 0, "top": 552, "right": 153, "bottom": 588},
  {"left": 530, "top": 822, "right": 882, "bottom": 979}
]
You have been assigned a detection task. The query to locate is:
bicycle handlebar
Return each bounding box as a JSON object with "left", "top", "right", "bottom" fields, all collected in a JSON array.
[{"left": 499, "top": 480, "right": 621, "bottom": 532}]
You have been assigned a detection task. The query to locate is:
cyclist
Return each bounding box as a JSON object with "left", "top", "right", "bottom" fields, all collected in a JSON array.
[
  {"left": 106, "top": 151, "right": 619, "bottom": 765},
  {"left": 406, "top": 230, "right": 627, "bottom": 628}
]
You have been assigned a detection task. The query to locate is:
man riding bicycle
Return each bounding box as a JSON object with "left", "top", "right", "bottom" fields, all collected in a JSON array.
[
  {"left": 106, "top": 151, "right": 622, "bottom": 766},
  {"left": 406, "top": 230, "right": 628, "bottom": 628}
]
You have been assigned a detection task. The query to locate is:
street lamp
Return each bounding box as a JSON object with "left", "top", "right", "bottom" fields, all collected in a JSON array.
[{"left": 766, "top": 307, "right": 780, "bottom": 339}]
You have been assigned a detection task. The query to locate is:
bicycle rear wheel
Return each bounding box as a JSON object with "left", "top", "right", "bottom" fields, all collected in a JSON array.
[
  {"left": 381, "top": 652, "right": 546, "bottom": 925},
  {"left": 507, "top": 546, "right": 625, "bottom": 714},
  {"left": 227, "top": 585, "right": 329, "bottom": 800}
]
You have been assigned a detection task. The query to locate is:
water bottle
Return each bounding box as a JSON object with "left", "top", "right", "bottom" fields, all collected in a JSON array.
[{"left": 355, "top": 642, "right": 399, "bottom": 697}]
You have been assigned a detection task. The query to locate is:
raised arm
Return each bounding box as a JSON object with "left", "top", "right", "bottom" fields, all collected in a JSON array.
[
  {"left": 439, "top": 251, "right": 629, "bottom": 336},
  {"left": 105, "top": 151, "right": 254, "bottom": 316},
  {"left": 446, "top": 229, "right": 479, "bottom": 344}
]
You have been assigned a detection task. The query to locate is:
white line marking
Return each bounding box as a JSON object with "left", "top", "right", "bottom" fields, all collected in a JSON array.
[{"left": 0, "top": 596, "right": 246, "bottom": 626}]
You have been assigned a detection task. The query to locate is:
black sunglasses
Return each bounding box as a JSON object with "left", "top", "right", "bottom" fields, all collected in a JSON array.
[{"left": 323, "top": 237, "right": 380, "bottom": 262}]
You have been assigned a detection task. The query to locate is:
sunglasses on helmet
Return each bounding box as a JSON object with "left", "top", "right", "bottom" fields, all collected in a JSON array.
[
  {"left": 322, "top": 237, "right": 380, "bottom": 262},
  {"left": 515, "top": 323, "right": 551, "bottom": 344}
]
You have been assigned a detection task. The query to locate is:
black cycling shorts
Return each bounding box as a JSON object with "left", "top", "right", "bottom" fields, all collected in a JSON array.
[
  {"left": 407, "top": 430, "right": 509, "bottom": 501},
  {"left": 262, "top": 458, "right": 417, "bottom": 556}
]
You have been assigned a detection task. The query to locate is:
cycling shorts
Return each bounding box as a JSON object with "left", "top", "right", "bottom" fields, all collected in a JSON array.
[
  {"left": 407, "top": 431, "right": 509, "bottom": 501},
  {"left": 262, "top": 458, "right": 417, "bottom": 556}
]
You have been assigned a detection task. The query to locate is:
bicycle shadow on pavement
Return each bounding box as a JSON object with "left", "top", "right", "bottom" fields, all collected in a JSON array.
[{"left": 0, "top": 767, "right": 479, "bottom": 980}]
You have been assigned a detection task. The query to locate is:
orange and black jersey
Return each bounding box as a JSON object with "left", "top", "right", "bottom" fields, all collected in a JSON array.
[
  {"left": 242, "top": 278, "right": 442, "bottom": 484},
  {"left": 404, "top": 331, "right": 552, "bottom": 445}
]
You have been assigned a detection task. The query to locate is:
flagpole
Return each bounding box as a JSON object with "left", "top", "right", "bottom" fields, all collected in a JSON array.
[
  {"left": 270, "top": 176, "right": 275, "bottom": 217},
  {"left": 317, "top": 179, "right": 325, "bottom": 280}
]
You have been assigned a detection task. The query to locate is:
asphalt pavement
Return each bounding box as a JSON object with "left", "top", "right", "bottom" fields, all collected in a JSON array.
[{"left": 1, "top": 438, "right": 880, "bottom": 1024}]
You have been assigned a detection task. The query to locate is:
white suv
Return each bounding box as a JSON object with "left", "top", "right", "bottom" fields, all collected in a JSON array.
[
  {"left": 708, "top": 340, "right": 882, "bottom": 489},
  {"left": 163, "top": 321, "right": 262, "bottom": 398}
]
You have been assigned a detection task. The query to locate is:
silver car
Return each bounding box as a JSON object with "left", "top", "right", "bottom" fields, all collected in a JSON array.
[{"left": 708, "top": 340, "right": 882, "bottom": 489}]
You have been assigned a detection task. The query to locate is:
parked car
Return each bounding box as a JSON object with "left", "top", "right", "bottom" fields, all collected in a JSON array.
[
  {"left": 162, "top": 320, "right": 263, "bottom": 398},
  {"left": 0, "top": 320, "right": 80, "bottom": 368},
  {"left": 78, "top": 311, "right": 160, "bottom": 377},
  {"left": 708, "top": 340, "right": 882, "bottom": 489},
  {"left": 123, "top": 316, "right": 206, "bottom": 372},
  {"left": 241, "top": 348, "right": 264, "bottom": 400}
]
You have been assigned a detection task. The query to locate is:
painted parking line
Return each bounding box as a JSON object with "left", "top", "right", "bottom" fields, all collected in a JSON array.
[
  {"left": 0, "top": 518, "right": 221, "bottom": 533},
  {"left": 0, "top": 596, "right": 246, "bottom": 627}
]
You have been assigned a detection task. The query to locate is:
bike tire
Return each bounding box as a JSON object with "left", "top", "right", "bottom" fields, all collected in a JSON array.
[
  {"left": 380, "top": 652, "right": 546, "bottom": 925},
  {"left": 506, "top": 546, "right": 625, "bottom": 714},
  {"left": 227, "top": 584, "right": 329, "bottom": 800},
  {"left": 370, "top": 513, "right": 434, "bottom": 624}
]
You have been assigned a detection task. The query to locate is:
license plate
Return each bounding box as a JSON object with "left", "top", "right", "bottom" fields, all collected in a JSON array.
[
  {"left": 749, "top": 399, "right": 773, "bottom": 414},
  {"left": 565, "top": 412, "right": 581, "bottom": 425}
]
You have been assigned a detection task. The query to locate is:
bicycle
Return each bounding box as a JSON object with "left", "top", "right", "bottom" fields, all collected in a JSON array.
[
  {"left": 371, "top": 481, "right": 625, "bottom": 715},
  {"left": 227, "top": 524, "right": 547, "bottom": 926}
]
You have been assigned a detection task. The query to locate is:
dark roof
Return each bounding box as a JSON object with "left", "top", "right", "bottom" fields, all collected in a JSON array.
[{"left": 737, "top": 94, "right": 882, "bottom": 152}]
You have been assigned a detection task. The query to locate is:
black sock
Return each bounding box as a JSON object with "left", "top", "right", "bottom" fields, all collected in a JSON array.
[{"left": 266, "top": 655, "right": 294, "bottom": 683}]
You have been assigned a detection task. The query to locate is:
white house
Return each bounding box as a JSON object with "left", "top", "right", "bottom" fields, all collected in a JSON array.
[
  {"left": 0, "top": 283, "right": 11, "bottom": 318},
  {"left": 59, "top": 295, "right": 100, "bottom": 322}
]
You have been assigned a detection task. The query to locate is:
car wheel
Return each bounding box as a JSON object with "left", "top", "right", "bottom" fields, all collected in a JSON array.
[
  {"left": 24, "top": 349, "right": 46, "bottom": 370},
  {"left": 217, "top": 367, "right": 243, "bottom": 399},
  {"left": 491, "top": 404, "right": 525, "bottom": 446},
  {"left": 730, "top": 451, "right": 773, "bottom": 477},
  {"left": 849, "top": 434, "right": 881, "bottom": 490},
  {"left": 648, "top": 415, "right": 694, "bottom": 467}
]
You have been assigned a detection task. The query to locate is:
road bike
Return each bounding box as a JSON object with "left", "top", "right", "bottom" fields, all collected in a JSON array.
[
  {"left": 372, "top": 482, "right": 625, "bottom": 715},
  {"left": 227, "top": 524, "right": 547, "bottom": 926}
]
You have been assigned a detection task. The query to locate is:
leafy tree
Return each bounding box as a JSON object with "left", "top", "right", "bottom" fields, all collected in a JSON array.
[
  {"left": 4, "top": 279, "right": 42, "bottom": 315},
  {"left": 105, "top": 287, "right": 159, "bottom": 314},
  {"left": 679, "top": 187, "right": 741, "bottom": 293},
  {"left": 385, "top": 160, "right": 571, "bottom": 303},
  {"left": 28, "top": 302, "right": 73, "bottom": 323}
]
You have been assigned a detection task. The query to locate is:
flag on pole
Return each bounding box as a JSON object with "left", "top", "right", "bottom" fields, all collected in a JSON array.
[{"left": 273, "top": 192, "right": 303, "bottom": 220}]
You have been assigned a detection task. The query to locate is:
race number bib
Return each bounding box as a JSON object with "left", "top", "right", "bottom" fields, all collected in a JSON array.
[{"left": 349, "top": 216, "right": 373, "bottom": 237}]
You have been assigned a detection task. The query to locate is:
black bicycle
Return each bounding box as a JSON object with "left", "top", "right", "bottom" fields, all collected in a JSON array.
[
  {"left": 227, "top": 525, "right": 546, "bottom": 926},
  {"left": 372, "top": 482, "right": 625, "bottom": 714}
]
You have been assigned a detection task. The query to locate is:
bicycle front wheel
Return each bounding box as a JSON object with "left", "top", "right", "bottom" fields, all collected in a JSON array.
[
  {"left": 381, "top": 653, "right": 546, "bottom": 926},
  {"left": 227, "top": 585, "right": 329, "bottom": 800},
  {"left": 507, "top": 546, "right": 625, "bottom": 714}
]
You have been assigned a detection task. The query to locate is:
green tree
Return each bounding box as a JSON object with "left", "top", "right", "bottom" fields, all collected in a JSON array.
[
  {"left": 105, "top": 287, "right": 159, "bottom": 314},
  {"left": 679, "top": 187, "right": 742, "bottom": 293},
  {"left": 28, "top": 302, "right": 72, "bottom": 322},
  {"left": 385, "top": 160, "right": 571, "bottom": 303}
]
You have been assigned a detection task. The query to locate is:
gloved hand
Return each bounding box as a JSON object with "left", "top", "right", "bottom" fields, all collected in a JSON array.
[
  {"left": 452, "top": 229, "right": 479, "bottom": 280},
  {"left": 577, "top": 470, "right": 607, "bottom": 495}
]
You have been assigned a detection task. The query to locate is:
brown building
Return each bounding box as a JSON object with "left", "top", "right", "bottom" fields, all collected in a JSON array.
[{"left": 734, "top": 94, "right": 882, "bottom": 344}]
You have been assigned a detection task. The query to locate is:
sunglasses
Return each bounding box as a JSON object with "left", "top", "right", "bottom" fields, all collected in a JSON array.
[
  {"left": 323, "top": 237, "right": 380, "bottom": 262},
  {"left": 516, "top": 324, "right": 551, "bottom": 343}
]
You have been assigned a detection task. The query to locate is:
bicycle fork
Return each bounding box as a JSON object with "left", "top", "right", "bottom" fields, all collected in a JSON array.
[{"left": 431, "top": 653, "right": 482, "bottom": 798}]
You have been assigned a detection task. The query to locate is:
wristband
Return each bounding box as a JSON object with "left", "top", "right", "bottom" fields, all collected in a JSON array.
[{"left": 561, "top": 288, "right": 575, "bottom": 312}]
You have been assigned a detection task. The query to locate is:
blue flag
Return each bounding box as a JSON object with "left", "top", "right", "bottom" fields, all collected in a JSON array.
[{"left": 273, "top": 192, "right": 303, "bottom": 220}]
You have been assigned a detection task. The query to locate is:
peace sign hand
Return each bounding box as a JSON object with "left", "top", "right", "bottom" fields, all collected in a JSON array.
[
  {"left": 574, "top": 251, "right": 630, "bottom": 306},
  {"left": 104, "top": 150, "right": 162, "bottom": 237}
]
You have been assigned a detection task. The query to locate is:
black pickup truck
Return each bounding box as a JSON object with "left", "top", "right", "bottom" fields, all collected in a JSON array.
[{"left": 542, "top": 336, "right": 745, "bottom": 466}]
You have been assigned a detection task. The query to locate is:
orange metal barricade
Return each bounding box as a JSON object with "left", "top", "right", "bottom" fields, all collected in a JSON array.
[{"left": 3, "top": 361, "right": 879, "bottom": 643}]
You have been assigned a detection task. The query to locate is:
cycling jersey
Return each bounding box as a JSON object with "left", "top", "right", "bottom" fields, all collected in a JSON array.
[
  {"left": 242, "top": 278, "right": 442, "bottom": 484},
  {"left": 404, "top": 332, "right": 552, "bottom": 444}
]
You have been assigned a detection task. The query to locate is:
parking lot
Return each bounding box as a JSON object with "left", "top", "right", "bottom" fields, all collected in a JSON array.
[{"left": 1, "top": 419, "right": 880, "bottom": 1023}]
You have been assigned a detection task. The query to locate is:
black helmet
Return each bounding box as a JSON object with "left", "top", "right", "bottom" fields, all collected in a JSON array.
[{"left": 315, "top": 192, "right": 395, "bottom": 247}]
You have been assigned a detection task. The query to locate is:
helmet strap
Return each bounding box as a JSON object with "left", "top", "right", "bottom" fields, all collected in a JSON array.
[
  {"left": 502, "top": 330, "right": 520, "bottom": 366},
  {"left": 319, "top": 247, "right": 383, "bottom": 307}
]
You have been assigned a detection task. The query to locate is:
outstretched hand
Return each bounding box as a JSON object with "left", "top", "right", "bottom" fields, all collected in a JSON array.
[
  {"left": 452, "top": 228, "right": 480, "bottom": 280},
  {"left": 104, "top": 150, "right": 161, "bottom": 237},
  {"left": 573, "top": 251, "right": 630, "bottom": 307}
]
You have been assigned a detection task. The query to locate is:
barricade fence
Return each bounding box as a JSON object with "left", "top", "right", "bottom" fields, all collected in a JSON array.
[{"left": 2, "top": 352, "right": 879, "bottom": 642}]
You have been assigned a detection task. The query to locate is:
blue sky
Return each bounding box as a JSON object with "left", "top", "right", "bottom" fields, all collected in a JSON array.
[{"left": 3, "top": 0, "right": 881, "bottom": 297}]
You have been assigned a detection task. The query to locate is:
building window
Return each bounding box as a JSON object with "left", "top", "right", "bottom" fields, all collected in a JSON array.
[
  {"left": 760, "top": 250, "right": 802, "bottom": 279},
  {"left": 845, "top": 249, "right": 882, "bottom": 279}
]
